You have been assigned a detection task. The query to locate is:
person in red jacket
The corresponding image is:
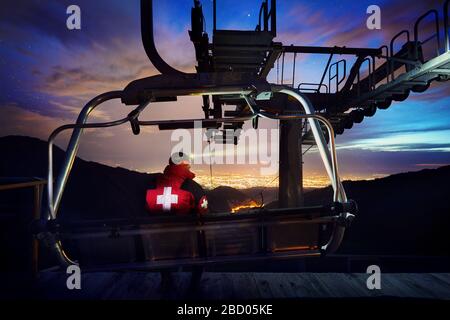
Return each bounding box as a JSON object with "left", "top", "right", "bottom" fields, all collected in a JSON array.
[
  {"left": 145, "top": 152, "right": 208, "bottom": 215},
  {"left": 145, "top": 152, "right": 207, "bottom": 294}
]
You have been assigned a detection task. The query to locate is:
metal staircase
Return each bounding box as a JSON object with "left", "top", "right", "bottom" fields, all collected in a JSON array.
[
  {"left": 295, "top": 3, "right": 450, "bottom": 137},
  {"left": 190, "top": 0, "right": 279, "bottom": 144},
  {"left": 212, "top": 30, "right": 274, "bottom": 74},
  {"left": 188, "top": 0, "right": 450, "bottom": 143}
]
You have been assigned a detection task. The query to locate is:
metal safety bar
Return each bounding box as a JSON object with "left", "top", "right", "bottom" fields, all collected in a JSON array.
[
  {"left": 47, "top": 91, "right": 123, "bottom": 220},
  {"left": 46, "top": 87, "right": 350, "bottom": 266},
  {"left": 239, "top": 88, "right": 347, "bottom": 253},
  {"left": 48, "top": 94, "right": 344, "bottom": 215},
  {"left": 61, "top": 216, "right": 339, "bottom": 240}
]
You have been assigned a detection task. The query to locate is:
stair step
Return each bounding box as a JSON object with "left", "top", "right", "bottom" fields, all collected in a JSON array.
[
  {"left": 214, "top": 55, "right": 266, "bottom": 64},
  {"left": 213, "top": 30, "right": 274, "bottom": 46}
]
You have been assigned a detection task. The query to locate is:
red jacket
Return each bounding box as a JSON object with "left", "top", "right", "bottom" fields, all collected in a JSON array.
[{"left": 146, "top": 164, "right": 208, "bottom": 215}]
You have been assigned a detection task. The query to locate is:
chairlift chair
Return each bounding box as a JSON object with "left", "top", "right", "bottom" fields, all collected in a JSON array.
[{"left": 35, "top": 0, "right": 357, "bottom": 273}]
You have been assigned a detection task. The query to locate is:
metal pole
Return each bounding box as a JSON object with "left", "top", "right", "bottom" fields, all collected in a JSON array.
[
  {"left": 213, "top": 0, "right": 217, "bottom": 31},
  {"left": 318, "top": 53, "right": 333, "bottom": 91},
  {"left": 275, "top": 88, "right": 347, "bottom": 253},
  {"left": 292, "top": 52, "right": 297, "bottom": 87},
  {"left": 445, "top": 0, "right": 450, "bottom": 51},
  {"left": 263, "top": 0, "right": 268, "bottom": 32},
  {"left": 32, "top": 183, "right": 43, "bottom": 278},
  {"left": 278, "top": 117, "right": 303, "bottom": 208},
  {"left": 271, "top": 0, "right": 276, "bottom": 36}
]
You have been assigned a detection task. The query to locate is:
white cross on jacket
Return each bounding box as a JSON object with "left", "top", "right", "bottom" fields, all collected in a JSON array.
[{"left": 156, "top": 187, "right": 178, "bottom": 211}]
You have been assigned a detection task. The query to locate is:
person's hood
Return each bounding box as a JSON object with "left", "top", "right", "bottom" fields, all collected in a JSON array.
[{"left": 162, "top": 163, "right": 195, "bottom": 181}]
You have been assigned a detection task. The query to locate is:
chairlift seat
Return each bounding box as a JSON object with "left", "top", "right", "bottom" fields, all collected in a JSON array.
[{"left": 57, "top": 203, "right": 347, "bottom": 270}]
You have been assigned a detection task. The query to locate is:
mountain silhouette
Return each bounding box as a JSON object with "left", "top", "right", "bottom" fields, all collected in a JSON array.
[
  {"left": 1, "top": 135, "right": 449, "bottom": 257},
  {"left": 304, "top": 168, "right": 450, "bottom": 255},
  {"left": 0, "top": 135, "right": 159, "bottom": 221}
]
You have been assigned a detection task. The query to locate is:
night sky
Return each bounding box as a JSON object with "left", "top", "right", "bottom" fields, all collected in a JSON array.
[{"left": 1, "top": 0, "right": 450, "bottom": 187}]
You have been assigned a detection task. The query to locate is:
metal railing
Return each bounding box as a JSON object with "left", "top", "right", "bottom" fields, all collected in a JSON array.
[
  {"left": 278, "top": 51, "right": 296, "bottom": 87},
  {"left": 445, "top": 0, "right": 450, "bottom": 51},
  {"left": 298, "top": 83, "right": 329, "bottom": 93},
  {"left": 342, "top": 2, "right": 449, "bottom": 99},
  {"left": 214, "top": 0, "right": 450, "bottom": 97},
  {"left": 389, "top": 30, "right": 410, "bottom": 81},
  {"left": 329, "top": 59, "right": 346, "bottom": 93},
  {"left": 256, "top": 0, "right": 276, "bottom": 35},
  {"left": 414, "top": 9, "right": 441, "bottom": 60},
  {"left": 376, "top": 45, "right": 390, "bottom": 86},
  {"left": 213, "top": 0, "right": 276, "bottom": 35},
  {"left": 355, "top": 57, "right": 374, "bottom": 95}
]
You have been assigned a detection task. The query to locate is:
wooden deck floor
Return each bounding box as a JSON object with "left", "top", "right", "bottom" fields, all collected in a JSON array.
[{"left": 32, "top": 272, "right": 450, "bottom": 300}]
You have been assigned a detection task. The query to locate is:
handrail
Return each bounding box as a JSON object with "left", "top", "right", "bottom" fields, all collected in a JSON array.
[
  {"left": 445, "top": 0, "right": 450, "bottom": 51},
  {"left": 61, "top": 216, "right": 339, "bottom": 238},
  {"left": 246, "top": 88, "right": 348, "bottom": 253},
  {"left": 356, "top": 57, "right": 373, "bottom": 95},
  {"left": 244, "top": 88, "right": 346, "bottom": 204},
  {"left": 390, "top": 30, "right": 410, "bottom": 57},
  {"left": 47, "top": 91, "right": 123, "bottom": 220},
  {"left": 47, "top": 90, "right": 346, "bottom": 219},
  {"left": 292, "top": 52, "right": 297, "bottom": 87},
  {"left": 378, "top": 45, "right": 390, "bottom": 84},
  {"left": 414, "top": 9, "right": 441, "bottom": 60},
  {"left": 256, "top": 0, "right": 276, "bottom": 35},
  {"left": 256, "top": 0, "right": 268, "bottom": 31},
  {"left": 278, "top": 49, "right": 300, "bottom": 87},
  {"left": 329, "top": 59, "right": 346, "bottom": 93},
  {"left": 213, "top": 0, "right": 217, "bottom": 31},
  {"left": 390, "top": 30, "right": 409, "bottom": 81},
  {"left": 49, "top": 104, "right": 343, "bottom": 207},
  {"left": 215, "top": 0, "right": 275, "bottom": 35},
  {"left": 270, "top": 0, "right": 276, "bottom": 36},
  {"left": 48, "top": 113, "right": 257, "bottom": 219},
  {"left": 318, "top": 53, "right": 334, "bottom": 91},
  {"left": 298, "top": 83, "right": 329, "bottom": 93},
  {"left": 47, "top": 102, "right": 149, "bottom": 220}
]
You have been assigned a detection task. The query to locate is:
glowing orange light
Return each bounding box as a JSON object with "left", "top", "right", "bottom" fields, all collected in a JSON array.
[{"left": 230, "top": 200, "right": 261, "bottom": 213}]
